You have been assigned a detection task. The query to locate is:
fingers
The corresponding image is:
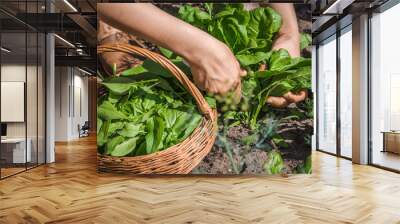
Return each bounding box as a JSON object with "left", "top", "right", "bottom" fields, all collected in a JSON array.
[
  {"left": 284, "top": 90, "right": 307, "bottom": 103},
  {"left": 188, "top": 44, "right": 244, "bottom": 95},
  {"left": 240, "top": 69, "right": 247, "bottom": 77},
  {"left": 216, "top": 78, "right": 238, "bottom": 95},
  {"left": 200, "top": 68, "right": 242, "bottom": 95},
  {"left": 266, "top": 96, "right": 289, "bottom": 108},
  {"left": 267, "top": 90, "right": 308, "bottom": 108},
  {"left": 215, "top": 62, "right": 244, "bottom": 94},
  {"left": 232, "top": 82, "right": 242, "bottom": 104}
]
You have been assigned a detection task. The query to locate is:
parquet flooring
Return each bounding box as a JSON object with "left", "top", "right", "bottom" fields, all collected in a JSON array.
[{"left": 0, "top": 136, "right": 400, "bottom": 224}]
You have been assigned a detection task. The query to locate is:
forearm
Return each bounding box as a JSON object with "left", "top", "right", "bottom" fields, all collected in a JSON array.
[
  {"left": 97, "top": 3, "right": 216, "bottom": 63},
  {"left": 268, "top": 3, "right": 299, "bottom": 39}
]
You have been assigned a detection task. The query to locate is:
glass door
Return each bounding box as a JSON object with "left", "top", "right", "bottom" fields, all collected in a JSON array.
[
  {"left": 370, "top": 2, "right": 400, "bottom": 171},
  {"left": 0, "top": 1, "right": 47, "bottom": 179},
  {"left": 0, "top": 30, "right": 28, "bottom": 178},
  {"left": 317, "top": 35, "right": 337, "bottom": 155},
  {"left": 339, "top": 25, "right": 352, "bottom": 159}
]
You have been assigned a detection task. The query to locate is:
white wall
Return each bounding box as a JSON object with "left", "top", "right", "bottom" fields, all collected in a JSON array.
[
  {"left": 55, "top": 66, "right": 69, "bottom": 141},
  {"left": 54, "top": 66, "right": 89, "bottom": 141}
]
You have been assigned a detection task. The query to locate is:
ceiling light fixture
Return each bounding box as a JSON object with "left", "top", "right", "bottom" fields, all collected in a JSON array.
[
  {"left": 63, "top": 0, "right": 78, "bottom": 12},
  {"left": 54, "top": 34, "right": 75, "bottom": 48},
  {"left": 1, "top": 47, "right": 11, "bottom": 53},
  {"left": 322, "top": 0, "right": 354, "bottom": 15},
  {"left": 78, "top": 67, "right": 92, "bottom": 76}
]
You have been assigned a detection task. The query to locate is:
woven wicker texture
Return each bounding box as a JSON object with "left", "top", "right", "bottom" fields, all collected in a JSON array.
[{"left": 97, "top": 44, "right": 218, "bottom": 174}]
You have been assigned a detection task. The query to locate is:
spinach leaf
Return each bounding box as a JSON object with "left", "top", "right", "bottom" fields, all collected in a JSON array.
[
  {"left": 180, "top": 113, "right": 202, "bottom": 140},
  {"left": 106, "top": 135, "right": 125, "bottom": 155},
  {"left": 111, "top": 137, "right": 138, "bottom": 157},
  {"left": 118, "top": 123, "right": 143, "bottom": 138},
  {"left": 264, "top": 150, "right": 284, "bottom": 174},
  {"left": 179, "top": 5, "right": 211, "bottom": 30},
  {"left": 135, "top": 141, "right": 147, "bottom": 156},
  {"left": 97, "top": 118, "right": 102, "bottom": 134},
  {"left": 98, "top": 101, "right": 127, "bottom": 121},
  {"left": 236, "top": 51, "right": 269, "bottom": 66},
  {"left": 108, "top": 122, "right": 125, "bottom": 134},
  {"left": 97, "top": 120, "right": 109, "bottom": 147},
  {"left": 145, "top": 117, "right": 155, "bottom": 154},
  {"left": 300, "top": 33, "right": 312, "bottom": 50},
  {"left": 160, "top": 108, "right": 178, "bottom": 129},
  {"left": 102, "top": 82, "right": 133, "bottom": 96},
  {"left": 153, "top": 116, "right": 165, "bottom": 152}
]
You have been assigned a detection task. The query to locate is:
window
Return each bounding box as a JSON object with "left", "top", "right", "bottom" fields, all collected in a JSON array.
[
  {"left": 317, "top": 35, "right": 337, "bottom": 154},
  {"left": 370, "top": 2, "right": 400, "bottom": 171},
  {"left": 339, "top": 26, "right": 352, "bottom": 158}
]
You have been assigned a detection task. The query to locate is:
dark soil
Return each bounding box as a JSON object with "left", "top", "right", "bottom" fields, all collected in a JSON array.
[
  {"left": 192, "top": 115, "right": 312, "bottom": 175},
  {"left": 192, "top": 125, "right": 269, "bottom": 175},
  {"left": 277, "top": 118, "right": 313, "bottom": 161}
]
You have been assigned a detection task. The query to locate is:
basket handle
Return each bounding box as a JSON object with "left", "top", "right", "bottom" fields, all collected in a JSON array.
[{"left": 98, "top": 44, "right": 213, "bottom": 119}]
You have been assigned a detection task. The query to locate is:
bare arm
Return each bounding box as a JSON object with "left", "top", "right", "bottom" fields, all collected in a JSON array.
[
  {"left": 262, "top": 3, "right": 304, "bottom": 107},
  {"left": 268, "top": 3, "right": 300, "bottom": 57},
  {"left": 98, "top": 3, "right": 245, "bottom": 94},
  {"left": 99, "top": 4, "right": 211, "bottom": 63}
]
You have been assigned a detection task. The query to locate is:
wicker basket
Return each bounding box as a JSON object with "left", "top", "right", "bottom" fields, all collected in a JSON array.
[{"left": 97, "top": 44, "right": 218, "bottom": 174}]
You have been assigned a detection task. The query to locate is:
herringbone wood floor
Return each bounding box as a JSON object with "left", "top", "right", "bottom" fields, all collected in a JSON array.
[{"left": 0, "top": 136, "right": 400, "bottom": 224}]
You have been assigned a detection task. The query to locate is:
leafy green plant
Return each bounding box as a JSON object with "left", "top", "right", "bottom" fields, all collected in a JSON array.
[
  {"left": 296, "top": 155, "right": 312, "bottom": 174},
  {"left": 178, "top": 3, "right": 311, "bottom": 129},
  {"left": 179, "top": 3, "right": 281, "bottom": 67},
  {"left": 97, "top": 63, "right": 202, "bottom": 157},
  {"left": 264, "top": 150, "right": 284, "bottom": 174}
]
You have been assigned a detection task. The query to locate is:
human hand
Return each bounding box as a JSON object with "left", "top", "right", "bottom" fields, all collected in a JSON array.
[
  {"left": 269, "top": 3, "right": 300, "bottom": 58},
  {"left": 99, "top": 34, "right": 141, "bottom": 76},
  {"left": 268, "top": 32, "right": 307, "bottom": 108},
  {"left": 98, "top": 21, "right": 143, "bottom": 76},
  {"left": 266, "top": 90, "right": 308, "bottom": 108},
  {"left": 272, "top": 33, "right": 300, "bottom": 57},
  {"left": 185, "top": 37, "right": 246, "bottom": 95}
]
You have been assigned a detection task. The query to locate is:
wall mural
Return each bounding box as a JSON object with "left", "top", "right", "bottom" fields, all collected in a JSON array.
[{"left": 97, "top": 3, "right": 312, "bottom": 175}]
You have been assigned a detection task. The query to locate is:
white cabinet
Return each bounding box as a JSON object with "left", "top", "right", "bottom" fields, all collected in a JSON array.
[{"left": 1, "top": 138, "right": 32, "bottom": 163}]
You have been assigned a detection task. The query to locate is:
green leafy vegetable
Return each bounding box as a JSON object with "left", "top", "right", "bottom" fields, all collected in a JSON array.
[
  {"left": 97, "top": 69, "right": 202, "bottom": 157},
  {"left": 178, "top": 4, "right": 312, "bottom": 129},
  {"left": 296, "top": 155, "right": 312, "bottom": 174},
  {"left": 264, "top": 150, "right": 284, "bottom": 174},
  {"left": 300, "top": 33, "right": 312, "bottom": 50},
  {"left": 111, "top": 137, "right": 138, "bottom": 157}
]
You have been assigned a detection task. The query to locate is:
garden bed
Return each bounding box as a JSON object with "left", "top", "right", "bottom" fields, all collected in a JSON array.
[{"left": 98, "top": 3, "right": 312, "bottom": 175}]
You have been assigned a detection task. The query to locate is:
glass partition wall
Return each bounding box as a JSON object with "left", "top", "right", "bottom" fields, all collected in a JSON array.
[
  {"left": 370, "top": 2, "right": 400, "bottom": 172},
  {"left": 0, "top": 3, "right": 46, "bottom": 179},
  {"left": 315, "top": 1, "right": 400, "bottom": 172},
  {"left": 317, "top": 35, "right": 337, "bottom": 155},
  {"left": 339, "top": 26, "right": 352, "bottom": 159},
  {"left": 316, "top": 25, "right": 353, "bottom": 159}
]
